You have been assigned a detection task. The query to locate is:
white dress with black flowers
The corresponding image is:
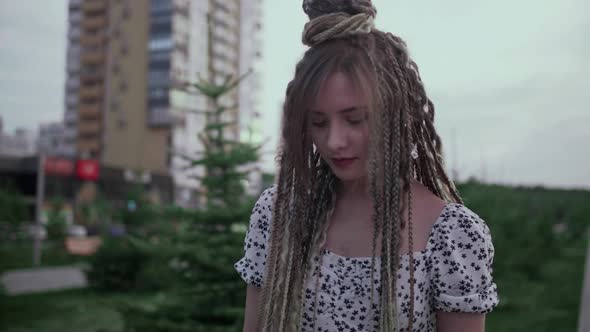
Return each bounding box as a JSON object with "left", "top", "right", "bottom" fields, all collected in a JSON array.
[{"left": 234, "top": 186, "right": 499, "bottom": 331}]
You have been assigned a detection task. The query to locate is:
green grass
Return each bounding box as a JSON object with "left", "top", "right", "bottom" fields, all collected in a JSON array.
[
  {"left": 0, "top": 182, "right": 588, "bottom": 331},
  {"left": 0, "top": 241, "right": 90, "bottom": 274},
  {"left": 458, "top": 182, "right": 590, "bottom": 332},
  {"left": 0, "top": 289, "right": 124, "bottom": 332}
]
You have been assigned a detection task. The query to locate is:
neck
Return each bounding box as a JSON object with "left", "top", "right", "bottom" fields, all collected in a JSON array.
[
  {"left": 336, "top": 177, "right": 371, "bottom": 201},
  {"left": 336, "top": 177, "right": 417, "bottom": 202}
]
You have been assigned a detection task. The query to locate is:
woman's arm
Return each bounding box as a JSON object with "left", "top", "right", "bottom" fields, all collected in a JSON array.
[
  {"left": 242, "top": 285, "right": 262, "bottom": 332},
  {"left": 436, "top": 311, "right": 486, "bottom": 332}
]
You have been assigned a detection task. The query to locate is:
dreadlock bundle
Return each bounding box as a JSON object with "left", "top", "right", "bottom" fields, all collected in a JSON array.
[{"left": 257, "top": 1, "right": 464, "bottom": 331}]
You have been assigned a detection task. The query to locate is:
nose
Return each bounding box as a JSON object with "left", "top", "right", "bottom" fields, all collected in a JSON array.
[{"left": 326, "top": 123, "right": 348, "bottom": 152}]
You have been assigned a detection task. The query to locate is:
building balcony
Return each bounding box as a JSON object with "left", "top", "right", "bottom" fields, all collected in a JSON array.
[
  {"left": 79, "top": 104, "right": 101, "bottom": 119},
  {"left": 66, "top": 94, "right": 79, "bottom": 107},
  {"left": 64, "top": 127, "right": 77, "bottom": 140},
  {"left": 68, "top": 28, "right": 81, "bottom": 41},
  {"left": 64, "top": 112, "right": 78, "bottom": 126},
  {"left": 77, "top": 138, "right": 101, "bottom": 154},
  {"left": 79, "top": 85, "right": 103, "bottom": 99},
  {"left": 80, "top": 70, "right": 103, "bottom": 84},
  {"left": 69, "top": 0, "right": 82, "bottom": 9},
  {"left": 67, "top": 60, "right": 81, "bottom": 72},
  {"left": 173, "top": 2, "right": 189, "bottom": 17},
  {"left": 69, "top": 10, "right": 82, "bottom": 23},
  {"left": 82, "top": 0, "right": 106, "bottom": 13},
  {"left": 80, "top": 33, "right": 105, "bottom": 46},
  {"left": 78, "top": 121, "right": 102, "bottom": 136},
  {"left": 81, "top": 51, "right": 104, "bottom": 64},
  {"left": 66, "top": 78, "right": 80, "bottom": 90},
  {"left": 82, "top": 15, "right": 106, "bottom": 30}
]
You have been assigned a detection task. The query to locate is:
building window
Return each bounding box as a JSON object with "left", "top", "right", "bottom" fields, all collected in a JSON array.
[
  {"left": 148, "top": 70, "right": 170, "bottom": 87},
  {"left": 112, "top": 62, "right": 120, "bottom": 74},
  {"left": 149, "top": 58, "right": 170, "bottom": 70},
  {"left": 151, "top": 0, "right": 172, "bottom": 14},
  {"left": 120, "top": 43, "right": 128, "bottom": 55},
  {"left": 118, "top": 117, "right": 127, "bottom": 129},
  {"left": 151, "top": 15, "right": 172, "bottom": 30},
  {"left": 150, "top": 50, "right": 170, "bottom": 62},
  {"left": 119, "top": 79, "right": 128, "bottom": 92},
  {"left": 149, "top": 88, "right": 168, "bottom": 99},
  {"left": 149, "top": 35, "right": 173, "bottom": 51},
  {"left": 110, "top": 99, "right": 119, "bottom": 112},
  {"left": 123, "top": 3, "right": 131, "bottom": 19}
]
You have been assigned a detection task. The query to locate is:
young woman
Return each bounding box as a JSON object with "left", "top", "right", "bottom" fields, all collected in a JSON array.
[{"left": 235, "top": 0, "right": 499, "bottom": 331}]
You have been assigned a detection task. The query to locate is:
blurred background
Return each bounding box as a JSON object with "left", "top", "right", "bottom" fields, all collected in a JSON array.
[{"left": 0, "top": 0, "right": 588, "bottom": 331}]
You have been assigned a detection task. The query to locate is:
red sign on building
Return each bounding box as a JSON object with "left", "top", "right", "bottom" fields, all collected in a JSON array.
[
  {"left": 44, "top": 157, "right": 75, "bottom": 177},
  {"left": 76, "top": 159, "right": 100, "bottom": 181}
]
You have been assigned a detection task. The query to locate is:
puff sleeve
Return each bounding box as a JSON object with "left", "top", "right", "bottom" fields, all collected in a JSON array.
[
  {"left": 429, "top": 203, "right": 500, "bottom": 313},
  {"left": 233, "top": 186, "right": 275, "bottom": 288}
]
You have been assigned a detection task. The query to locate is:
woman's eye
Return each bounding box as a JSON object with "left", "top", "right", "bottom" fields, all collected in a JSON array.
[
  {"left": 348, "top": 118, "right": 365, "bottom": 125},
  {"left": 311, "top": 121, "right": 327, "bottom": 128}
]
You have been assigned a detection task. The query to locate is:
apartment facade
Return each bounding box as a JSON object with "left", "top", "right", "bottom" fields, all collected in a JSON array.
[
  {"left": 0, "top": 126, "right": 36, "bottom": 158},
  {"left": 63, "top": 0, "right": 263, "bottom": 207},
  {"left": 37, "top": 122, "right": 71, "bottom": 157}
]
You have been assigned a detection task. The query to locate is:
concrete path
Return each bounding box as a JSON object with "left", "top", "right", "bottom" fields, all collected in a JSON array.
[{"left": 1, "top": 266, "right": 87, "bottom": 295}]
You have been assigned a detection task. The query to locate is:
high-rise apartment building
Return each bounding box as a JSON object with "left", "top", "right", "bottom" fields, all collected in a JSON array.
[
  {"left": 38, "top": 122, "right": 70, "bottom": 157},
  {"left": 64, "top": 0, "right": 109, "bottom": 160},
  {"left": 0, "top": 116, "right": 37, "bottom": 158},
  {"left": 63, "top": 0, "right": 263, "bottom": 206},
  {"left": 238, "top": 0, "right": 263, "bottom": 142}
]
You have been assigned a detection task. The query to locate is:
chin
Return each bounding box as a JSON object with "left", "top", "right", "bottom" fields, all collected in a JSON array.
[{"left": 330, "top": 167, "right": 366, "bottom": 182}]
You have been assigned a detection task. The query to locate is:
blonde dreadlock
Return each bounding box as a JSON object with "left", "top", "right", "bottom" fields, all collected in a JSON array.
[{"left": 257, "top": 1, "right": 464, "bottom": 331}]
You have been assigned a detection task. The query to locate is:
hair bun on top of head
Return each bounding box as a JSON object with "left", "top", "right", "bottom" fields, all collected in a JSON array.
[
  {"left": 302, "top": 0, "right": 377, "bottom": 46},
  {"left": 302, "top": 0, "right": 376, "bottom": 19}
]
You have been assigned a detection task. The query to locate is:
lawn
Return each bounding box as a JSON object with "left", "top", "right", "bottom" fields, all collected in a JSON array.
[
  {"left": 0, "top": 182, "right": 588, "bottom": 331},
  {"left": 458, "top": 182, "right": 589, "bottom": 332},
  {"left": 0, "top": 241, "right": 89, "bottom": 274},
  {"left": 0, "top": 242, "right": 119, "bottom": 332},
  {"left": 0, "top": 289, "right": 124, "bottom": 332}
]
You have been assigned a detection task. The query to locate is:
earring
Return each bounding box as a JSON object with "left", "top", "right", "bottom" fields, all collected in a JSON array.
[{"left": 411, "top": 143, "right": 419, "bottom": 160}]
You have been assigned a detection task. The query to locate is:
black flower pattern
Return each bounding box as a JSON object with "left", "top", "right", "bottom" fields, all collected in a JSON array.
[{"left": 234, "top": 187, "right": 499, "bottom": 331}]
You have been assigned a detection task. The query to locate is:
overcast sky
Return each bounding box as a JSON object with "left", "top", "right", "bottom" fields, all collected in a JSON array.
[{"left": 1, "top": 0, "right": 588, "bottom": 189}]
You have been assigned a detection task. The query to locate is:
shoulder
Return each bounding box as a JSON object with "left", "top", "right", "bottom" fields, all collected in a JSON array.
[
  {"left": 247, "top": 186, "right": 277, "bottom": 233},
  {"left": 259, "top": 185, "right": 277, "bottom": 201},
  {"left": 428, "top": 203, "right": 499, "bottom": 313},
  {"left": 235, "top": 186, "right": 277, "bottom": 288},
  {"left": 407, "top": 181, "right": 448, "bottom": 249},
  {"left": 252, "top": 186, "right": 277, "bottom": 212},
  {"left": 434, "top": 203, "right": 491, "bottom": 240},
  {"left": 410, "top": 180, "right": 447, "bottom": 226},
  {"left": 428, "top": 202, "right": 495, "bottom": 265}
]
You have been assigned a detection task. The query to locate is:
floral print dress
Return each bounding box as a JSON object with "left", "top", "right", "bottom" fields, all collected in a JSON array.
[{"left": 234, "top": 186, "right": 499, "bottom": 331}]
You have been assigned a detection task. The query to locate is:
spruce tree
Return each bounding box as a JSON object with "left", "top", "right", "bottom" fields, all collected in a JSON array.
[{"left": 118, "top": 13, "right": 263, "bottom": 332}]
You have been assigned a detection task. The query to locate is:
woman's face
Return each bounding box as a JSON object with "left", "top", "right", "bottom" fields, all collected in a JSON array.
[{"left": 308, "top": 71, "right": 370, "bottom": 183}]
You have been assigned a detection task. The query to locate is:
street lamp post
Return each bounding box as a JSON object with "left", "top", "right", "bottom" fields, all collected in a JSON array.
[{"left": 33, "top": 153, "right": 46, "bottom": 266}]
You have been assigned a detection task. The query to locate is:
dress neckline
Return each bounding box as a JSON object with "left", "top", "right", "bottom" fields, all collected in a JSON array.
[{"left": 321, "top": 202, "right": 457, "bottom": 261}]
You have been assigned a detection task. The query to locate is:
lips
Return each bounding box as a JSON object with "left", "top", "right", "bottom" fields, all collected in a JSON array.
[{"left": 331, "top": 157, "right": 357, "bottom": 168}]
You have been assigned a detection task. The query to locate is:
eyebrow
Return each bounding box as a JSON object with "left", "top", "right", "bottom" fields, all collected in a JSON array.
[{"left": 310, "top": 107, "right": 366, "bottom": 115}]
